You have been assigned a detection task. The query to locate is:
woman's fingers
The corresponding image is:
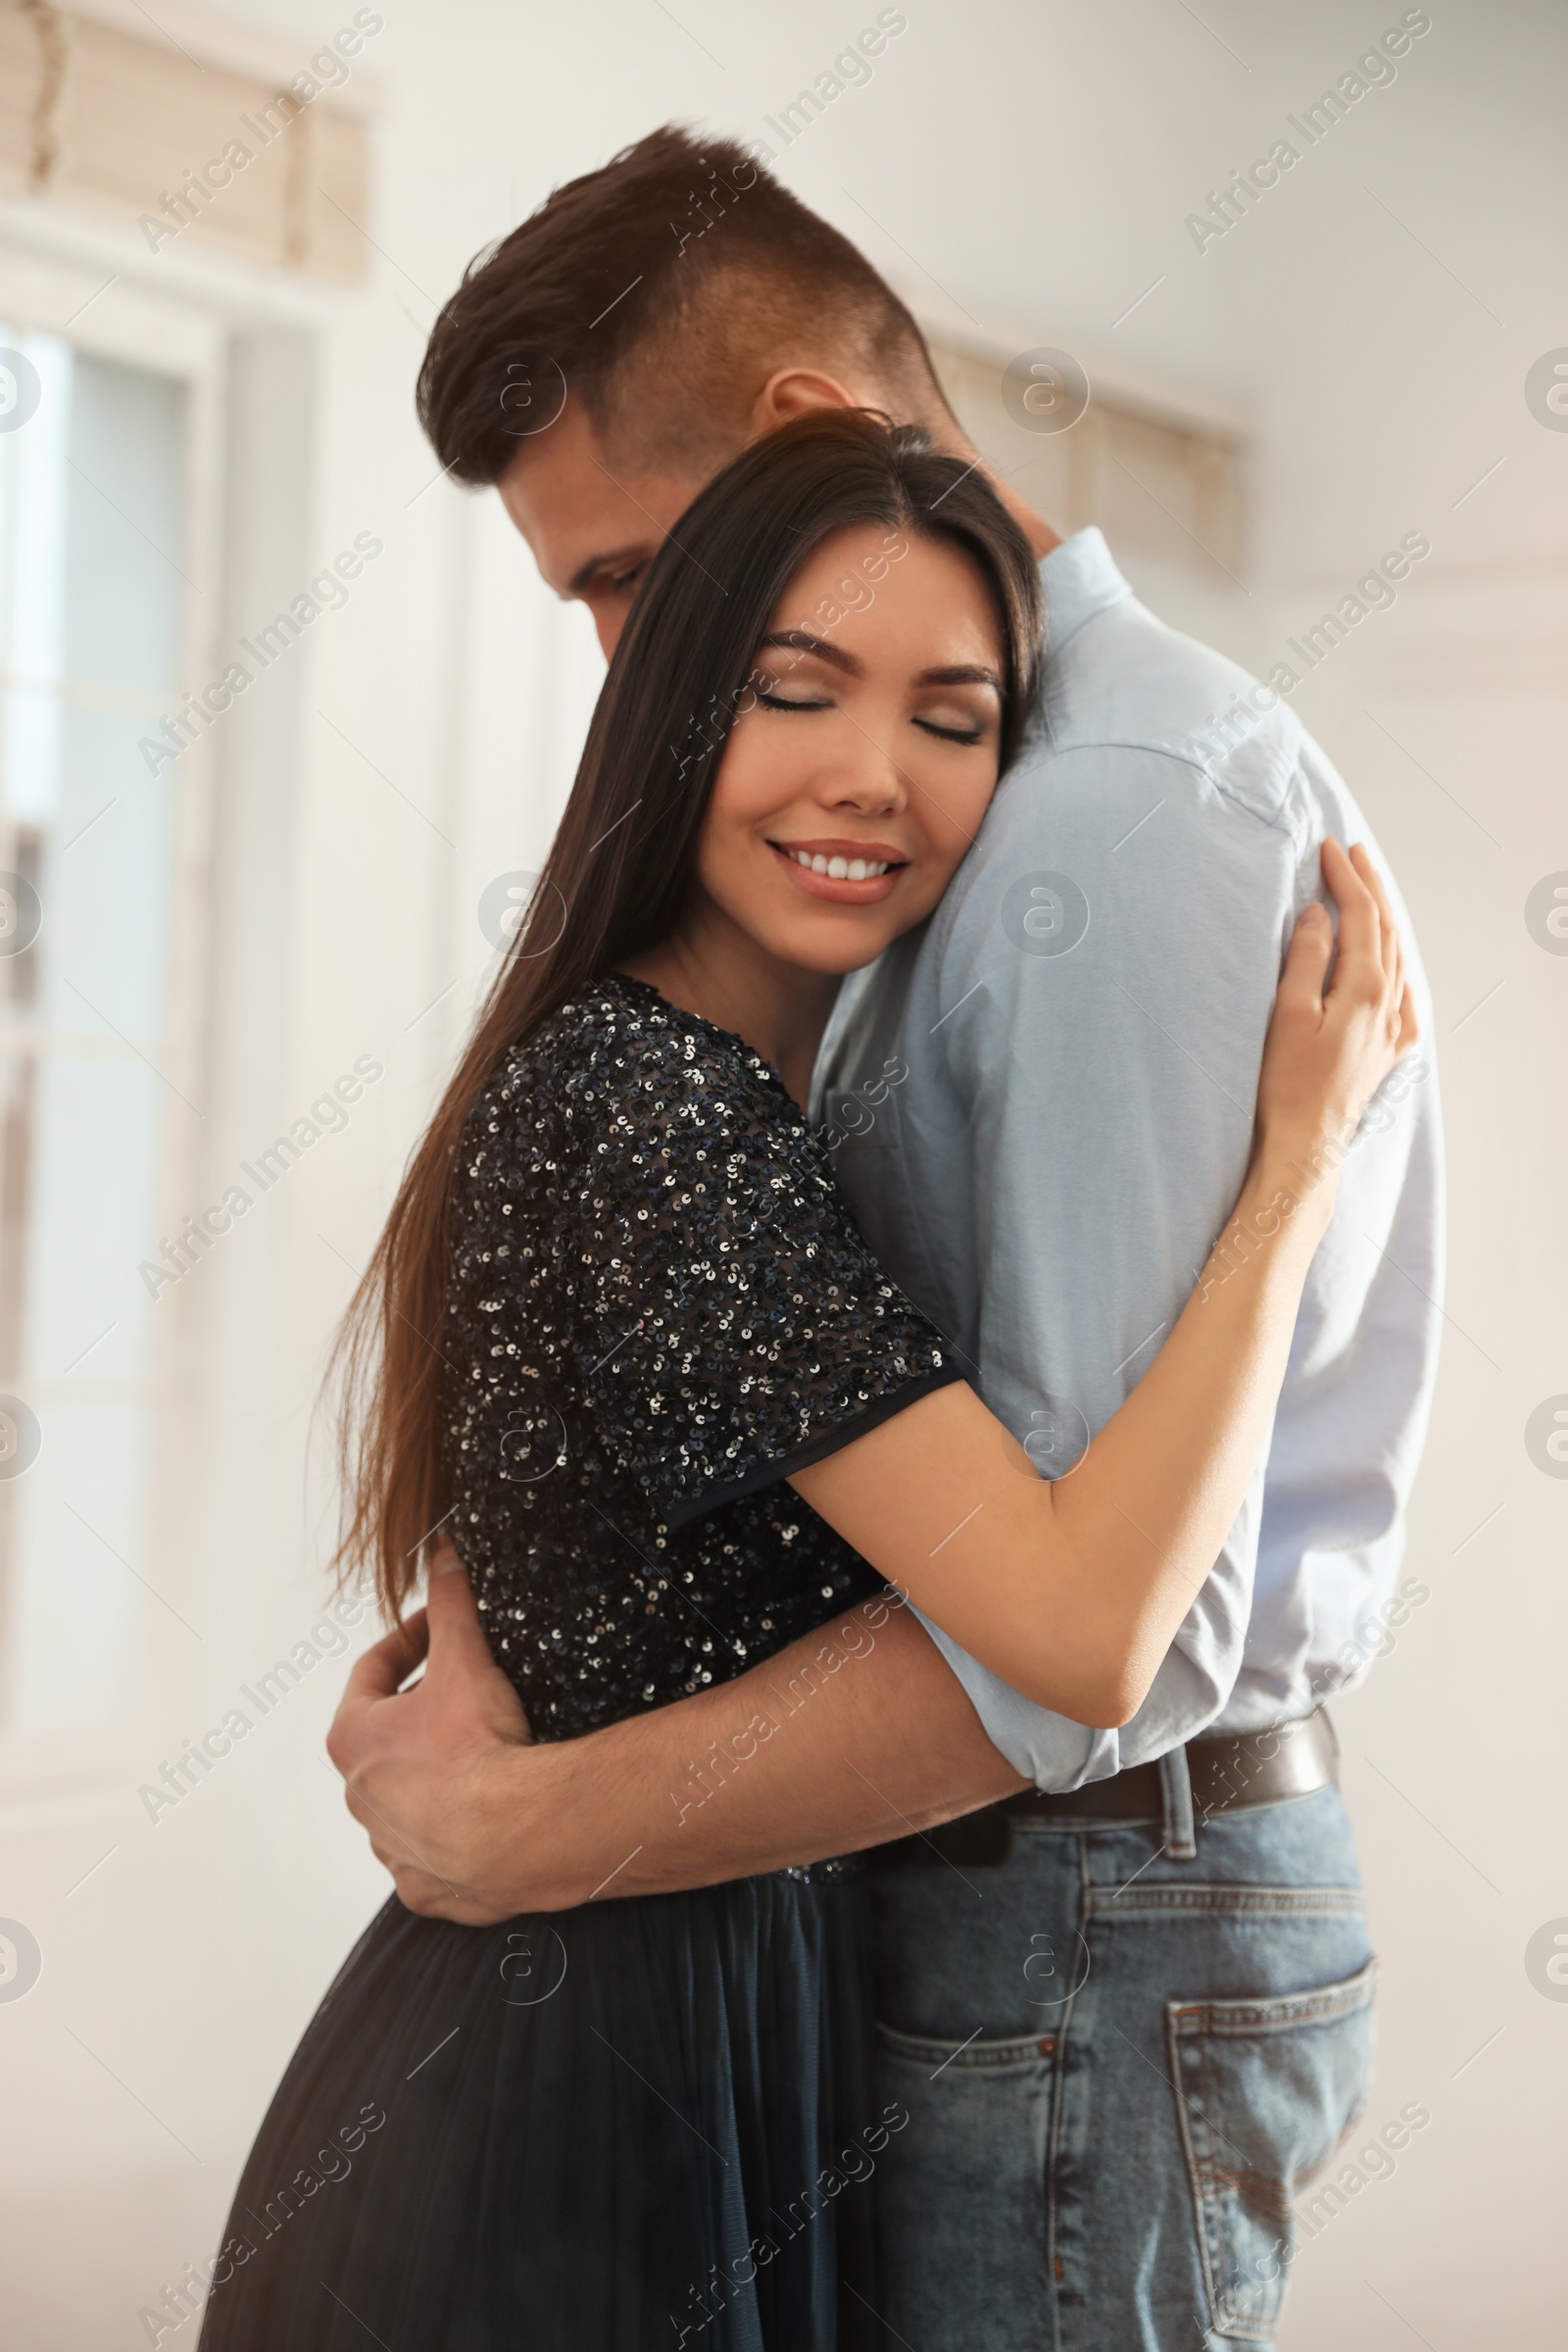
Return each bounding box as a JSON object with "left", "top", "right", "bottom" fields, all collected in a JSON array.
[
  {"left": 1279, "top": 900, "right": 1334, "bottom": 1018},
  {"left": 1320, "top": 839, "right": 1380, "bottom": 993},
  {"left": 1322, "top": 839, "right": 1386, "bottom": 1008},
  {"left": 1391, "top": 931, "right": 1414, "bottom": 1047},
  {"left": 1326, "top": 839, "right": 1420, "bottom": 1078},
  {"left": 1349, "top": 841, "right": 1400, "bottom": 987},
  {"left": 1348, "top": 843, "right": 1415, "bottom": 1048},
  {"left": 1258, "top": 836, "right": 1414, "bottom": 1157}
]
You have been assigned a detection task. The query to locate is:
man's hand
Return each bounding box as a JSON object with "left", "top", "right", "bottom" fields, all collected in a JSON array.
[
  {"left": 327, "top": 1547, "right": 1029, "bottom": 1923},
  {"left": 326, "top": 1543, "right": 540, "bottom": 1924}
]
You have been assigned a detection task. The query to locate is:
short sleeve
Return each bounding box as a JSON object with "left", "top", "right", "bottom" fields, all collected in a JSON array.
[{"left": 556, "top": 1004, "right": 960, "bottom": 1530}]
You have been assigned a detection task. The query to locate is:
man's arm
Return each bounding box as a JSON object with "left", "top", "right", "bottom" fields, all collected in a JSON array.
[{"left": 327, "top": 1553, "right": 1026, "bottom": 1925}]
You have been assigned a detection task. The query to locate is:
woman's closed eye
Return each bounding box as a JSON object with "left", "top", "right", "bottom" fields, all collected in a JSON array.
[
  {"left": 755, "top": 687, "right": 989, "bottom": 745},
  {"left": 756, "top": 686, "right": 832, "bottom": 713},
  {"left": 913, "top": 713, "right": 985, "bottom": 745}
]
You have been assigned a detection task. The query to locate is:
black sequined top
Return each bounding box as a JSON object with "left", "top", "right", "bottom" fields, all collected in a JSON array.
[{"left": 439, "top": 974, "right": 958, "bottom": 1741}]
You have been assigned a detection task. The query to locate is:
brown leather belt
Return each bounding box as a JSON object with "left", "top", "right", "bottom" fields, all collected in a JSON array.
[{"left": 876, "top": 1708, "right": 1340, "bottom": 1868}]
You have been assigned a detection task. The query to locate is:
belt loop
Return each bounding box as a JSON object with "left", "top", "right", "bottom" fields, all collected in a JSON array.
[{"left": 1159, "top": 1745, "right": 1198, "bottom": 1861}]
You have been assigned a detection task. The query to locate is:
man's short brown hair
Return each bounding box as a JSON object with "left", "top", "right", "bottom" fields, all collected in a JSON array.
[{"left": 416, "top": 123, "right": 952, "bottom": 482}]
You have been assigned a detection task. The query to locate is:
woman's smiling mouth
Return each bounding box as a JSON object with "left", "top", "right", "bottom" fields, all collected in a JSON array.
[{"left": 768, "top": 837, "right": 908, "bottom": 903}]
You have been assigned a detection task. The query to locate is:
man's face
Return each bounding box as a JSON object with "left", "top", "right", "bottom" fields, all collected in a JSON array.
[{"left": 498, "top": 402, "right": 716, "bottom": 660}]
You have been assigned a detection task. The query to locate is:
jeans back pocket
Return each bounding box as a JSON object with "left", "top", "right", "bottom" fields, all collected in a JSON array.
[{"left": 1167, "top": 1956, "right": 1377, "bottom": 2343}]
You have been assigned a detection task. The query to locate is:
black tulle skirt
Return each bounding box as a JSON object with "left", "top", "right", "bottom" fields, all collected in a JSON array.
[{"left": 196, "top": 1861, "right": 881, "bottom": 2351}]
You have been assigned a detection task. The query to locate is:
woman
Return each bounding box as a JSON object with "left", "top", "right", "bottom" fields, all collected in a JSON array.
[{"left": 198, "top": 413, "right": 1412, "bottom": 2350}]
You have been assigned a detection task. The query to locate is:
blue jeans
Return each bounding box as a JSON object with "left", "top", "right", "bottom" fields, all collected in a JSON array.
[{"left": 866, "top": 1772, "right": 1375, "bottom": 2348}]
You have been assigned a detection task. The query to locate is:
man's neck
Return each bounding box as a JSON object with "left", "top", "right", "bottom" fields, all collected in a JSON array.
[
  {"left": 918, "top": 411, "right": 1061, "bottom": 564},
  {"left": 954, "top": 443, "right": 1058, "bottom": 564},
  {"left": 997, "top": 483, "right": 1062, "bottom": 563}
]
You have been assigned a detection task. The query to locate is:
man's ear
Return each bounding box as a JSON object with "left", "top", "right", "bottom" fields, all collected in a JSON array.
[{"left": 749, "top": 367, "right": 867, "bottom": 437}]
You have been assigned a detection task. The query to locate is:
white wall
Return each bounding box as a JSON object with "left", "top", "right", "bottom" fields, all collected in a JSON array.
[{"left": 0, "top": 1, "right": 1563, "bottom": 2343}]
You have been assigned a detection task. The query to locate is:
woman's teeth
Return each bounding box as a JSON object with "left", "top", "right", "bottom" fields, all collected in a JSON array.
[{"left": 787, "top": 850, "right": 893, "bottom": 880}]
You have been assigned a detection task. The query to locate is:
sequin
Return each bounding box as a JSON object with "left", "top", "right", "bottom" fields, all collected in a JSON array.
[{"left": 440, "top": 974, "right": 956, "bottom": 1741}]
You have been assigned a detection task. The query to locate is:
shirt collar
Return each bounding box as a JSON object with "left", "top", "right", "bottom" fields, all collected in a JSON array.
[{"left": 1037, "top": 526, "right": 1132, "bottom": 656}]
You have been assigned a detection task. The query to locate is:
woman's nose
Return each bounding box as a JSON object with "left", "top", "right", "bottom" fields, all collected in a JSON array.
[{"left": 816, "top": 728, "right": 906, "bottom": 813}]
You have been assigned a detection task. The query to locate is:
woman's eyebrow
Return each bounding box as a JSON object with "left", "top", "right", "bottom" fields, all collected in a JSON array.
[
  {"left": 757, "top": 629, "right": 862, "bottom": 674},
  {"left": 757, "top": 635, "right": 1002, "bottom": 693},
  {"left": 915, "top": 663, "right": 1003, "bottom": 689}
]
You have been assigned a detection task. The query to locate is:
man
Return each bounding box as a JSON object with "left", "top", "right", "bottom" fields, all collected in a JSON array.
[{"left": 330, "top": 125, "right": 1442, "bottom": 2348}]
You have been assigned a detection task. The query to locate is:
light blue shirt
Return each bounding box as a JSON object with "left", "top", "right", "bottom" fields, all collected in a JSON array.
[{"left": 813, "top": 529, "right": 1444, "bottom": 1789}]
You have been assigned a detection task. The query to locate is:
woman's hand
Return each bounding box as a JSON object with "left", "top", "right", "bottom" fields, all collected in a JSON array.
[{"left": 1255, "top": 838, "right": 1417, "bottom": 1174}]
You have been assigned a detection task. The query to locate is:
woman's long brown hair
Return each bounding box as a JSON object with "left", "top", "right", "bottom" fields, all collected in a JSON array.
[{"left": 329, "top": 410, "right": 1043, "bottom": 1619}]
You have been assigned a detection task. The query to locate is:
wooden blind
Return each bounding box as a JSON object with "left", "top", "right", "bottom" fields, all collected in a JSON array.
[{"left": 0, "top": 1, "right": 370, "bottom": 281}]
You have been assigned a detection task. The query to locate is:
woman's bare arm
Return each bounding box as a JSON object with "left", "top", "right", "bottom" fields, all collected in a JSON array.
[{"left": 793, "top": 840, "right": 1415, "bottom": 1730}]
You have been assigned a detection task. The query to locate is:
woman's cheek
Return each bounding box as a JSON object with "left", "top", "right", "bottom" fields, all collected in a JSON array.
[{"left": 918, "top": 769, "right": 998, "bottom": 874}]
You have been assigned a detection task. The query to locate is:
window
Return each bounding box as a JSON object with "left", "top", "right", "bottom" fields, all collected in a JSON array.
[{"left": 0, "top": 327, "right": 190, "bottom": 1735}]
